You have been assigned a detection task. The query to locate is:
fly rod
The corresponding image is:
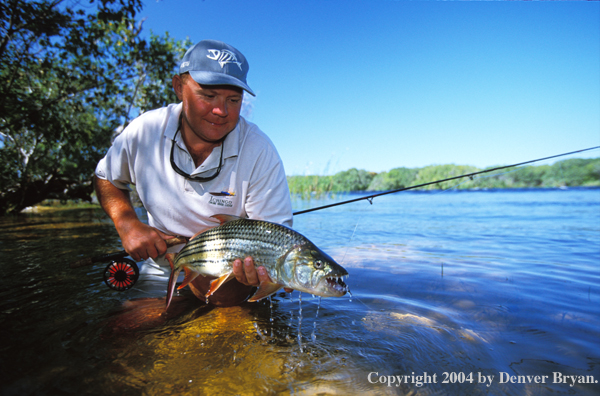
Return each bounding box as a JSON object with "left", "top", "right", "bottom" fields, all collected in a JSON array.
[{"left": 292, "top": 146, "right": 600, "bottom": 216}]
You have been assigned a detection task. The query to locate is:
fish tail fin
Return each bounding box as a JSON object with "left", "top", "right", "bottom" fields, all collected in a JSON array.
[
  {"left": 248, "top": 281, "right": 283, "bottom": 302},
  {"left": 166, "top": 267, "right": 181, "bottom": 311},
  {"left": 206, "top": 271, "right": 235, "bottom": 297}
]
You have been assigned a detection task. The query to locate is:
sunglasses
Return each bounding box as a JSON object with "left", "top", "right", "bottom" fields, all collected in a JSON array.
[{"left": 170, "top": 119, "right": 224, "bottom": 182}]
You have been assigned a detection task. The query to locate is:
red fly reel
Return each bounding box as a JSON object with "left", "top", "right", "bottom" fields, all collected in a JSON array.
[{"left": 103, "top": 258, "right": 139, "bottom": 291}]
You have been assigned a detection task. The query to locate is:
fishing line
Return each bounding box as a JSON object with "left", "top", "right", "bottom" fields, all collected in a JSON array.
[
  {"left": 339, "top": 201, "right": 372, "bottom": 266},
  {"left": 292, "top": 146, "right": 600, "bottom": 216},
  {"left": 342, "top": 221, "right": 361, "bottom": 264}
]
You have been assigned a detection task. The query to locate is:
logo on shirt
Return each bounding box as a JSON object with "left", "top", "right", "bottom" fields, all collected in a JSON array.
[
  {"left": 208, "top": 196, "right": 233, "bottom": 208},
  {"left": 207, "top": 49, "right": 243, "bottom": 70}
]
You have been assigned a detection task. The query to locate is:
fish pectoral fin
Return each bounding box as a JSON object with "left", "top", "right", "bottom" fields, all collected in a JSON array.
[
  {"left": 206, "top": 271, "right": 235, "bottom": 297},
  {"left": 177, "top": 267, "right": 201, "bottom": 290},
  {"left": 248, "top": 281, "right": 283, "bottom": 302}
]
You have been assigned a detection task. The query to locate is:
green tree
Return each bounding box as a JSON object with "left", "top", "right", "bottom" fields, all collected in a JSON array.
[
  {"left": 509, "top": 165, "right": 548, "bottom": 187},
  {"left": 414, "top": 164, "right": 480, "bottom": 190},
  {"left": 543, "top": 158, "right": 600, "bottom": 187},
  {"left": 0, "top": 0, "right": 190, "bottom": 215},
  {"left": 331, "top": 168, "right": 374, "bottom": 191},
  {"left": 367, "top": 167, "right": 417, "bottom": 191}
]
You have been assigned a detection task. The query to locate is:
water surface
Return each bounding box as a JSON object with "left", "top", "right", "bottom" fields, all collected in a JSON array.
[{"left": 0, "top": 189, "right": 598, "bottom": 395}]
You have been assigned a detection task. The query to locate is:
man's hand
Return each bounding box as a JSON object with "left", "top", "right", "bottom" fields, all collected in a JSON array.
[
  {"left": 94, "top": 176, "right": 174, "bottom": 261},
  {"left": 232, "top": 257, "right": 293, "bottom": 293},
  {"left": 116, "top": 219, "right": 173, "bottom": 261}
]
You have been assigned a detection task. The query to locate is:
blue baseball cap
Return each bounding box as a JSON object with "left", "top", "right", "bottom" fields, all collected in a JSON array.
[{"left": 179, "top": 40, "right": 255, "bottom": 96}]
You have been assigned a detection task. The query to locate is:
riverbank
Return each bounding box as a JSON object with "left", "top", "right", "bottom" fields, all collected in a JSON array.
[{"left": 287, "top": 157, "right": 600, "bottom": 198}]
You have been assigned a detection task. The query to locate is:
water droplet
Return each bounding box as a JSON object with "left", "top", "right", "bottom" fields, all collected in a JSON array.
[
  {"left": 297, "top": 294, "right": 304, "bottom": 352},
  {"left": 316, "top": 296, "right": 321, "bottom": 317}
]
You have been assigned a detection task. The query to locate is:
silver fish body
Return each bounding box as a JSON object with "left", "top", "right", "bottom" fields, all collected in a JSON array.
[{"left": 166, "top": 215, "right": 348, "bottom": 309}]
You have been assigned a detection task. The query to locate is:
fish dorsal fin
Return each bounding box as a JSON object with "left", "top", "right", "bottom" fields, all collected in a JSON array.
[
  {"left": 190, "top": 229, "right": 204, "bottom": 240},
  {"left": 248, "top": 281, "right": 283, "bottom": 302},
  {"left": 211, "top": 214, "right": 243, "bottom": 225}
]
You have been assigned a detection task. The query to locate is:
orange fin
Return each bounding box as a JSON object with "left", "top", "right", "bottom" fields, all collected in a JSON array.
[
  {"left": 165, "top": 253, "right": 176, "bottom": 270},
  {"left": 210, "top": 214, "right": 243, "bottom": 225},
  {"left": 177, "top": 267, "right": 201, "bottom": 290},
  {"left": 166, "top": 268, "right": 181, "bottom": 311},
  {"left": 248, "top": 281, "right": 283, "bottom": 302},
  {"left": 206, "top": 271, "right": 235, "bottom": 297}
]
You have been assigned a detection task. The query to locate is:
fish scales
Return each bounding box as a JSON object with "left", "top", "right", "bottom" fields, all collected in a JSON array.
[
  {"left": 165, "top": 215, "right": 349, "bottom": 310},
  {"left": 176, "top": 220, "right": 303, "bottom": 270}
]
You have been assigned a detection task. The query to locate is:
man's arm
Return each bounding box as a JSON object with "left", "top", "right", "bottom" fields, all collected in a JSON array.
[
  {"left": 94, "top": 176, "right": 170, "bottom": 261},
  {"left": 95, "top": 176, "right": 272, "bottom": 289}
]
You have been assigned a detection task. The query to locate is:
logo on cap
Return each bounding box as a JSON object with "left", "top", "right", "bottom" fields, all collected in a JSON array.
[{"left": 207, "top": 49, "right": 243, "bottom": 70}]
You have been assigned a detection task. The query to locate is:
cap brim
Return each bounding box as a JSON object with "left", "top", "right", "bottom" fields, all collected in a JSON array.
[{"left": 188, "top": 71, "right": 255, "bottom": 96}]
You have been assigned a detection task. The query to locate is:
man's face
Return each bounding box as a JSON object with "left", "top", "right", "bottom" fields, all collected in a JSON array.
[{"left": 174, "top": 74, "right": 243, "bottom": 144}]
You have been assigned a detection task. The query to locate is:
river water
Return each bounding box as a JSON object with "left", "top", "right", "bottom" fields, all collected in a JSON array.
[{"left": 0, "top": 188, "right": 598, "bottom": 395}]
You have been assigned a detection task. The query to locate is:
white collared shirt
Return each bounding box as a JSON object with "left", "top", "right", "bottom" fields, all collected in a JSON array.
[{"left": 95, "top": 103, "right": 293, "bottom": 238}]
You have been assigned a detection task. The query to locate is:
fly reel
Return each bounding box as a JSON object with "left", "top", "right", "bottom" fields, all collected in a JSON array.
[{"left": 103, "top": 258, "right": 139, "bottom": 291}]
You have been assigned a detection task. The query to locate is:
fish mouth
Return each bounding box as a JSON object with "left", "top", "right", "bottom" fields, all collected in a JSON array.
[{"left": 324, "top": 275, "right": 349, "bottom": 296}]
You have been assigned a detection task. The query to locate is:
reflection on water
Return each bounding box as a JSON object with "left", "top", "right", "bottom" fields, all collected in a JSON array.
[{"left": 0, "top": 189, "right": 599, "bottom": 395}]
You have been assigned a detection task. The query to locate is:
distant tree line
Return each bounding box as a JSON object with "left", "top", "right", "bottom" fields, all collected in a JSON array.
[{"left": 287, "top": 158, "right": 600, "bottom": 197}]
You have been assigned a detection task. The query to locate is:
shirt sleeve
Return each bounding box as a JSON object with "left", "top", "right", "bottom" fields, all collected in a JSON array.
[{"left": 94, "top": 126, "right": 136, "bottom": 190}]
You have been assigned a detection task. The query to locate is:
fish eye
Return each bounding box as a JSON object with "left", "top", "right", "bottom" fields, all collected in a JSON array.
[{"left": 314, "top": 260, "right": 323, "bottom": 269}]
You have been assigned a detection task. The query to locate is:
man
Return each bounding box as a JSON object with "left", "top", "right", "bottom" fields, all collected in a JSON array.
[{"left": 94, "top": 40, "right": 293, "bottom": 305}]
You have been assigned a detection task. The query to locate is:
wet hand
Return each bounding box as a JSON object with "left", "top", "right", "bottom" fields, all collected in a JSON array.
[{"left": 232, "top": 257, "right": 292, "bottom": 292}]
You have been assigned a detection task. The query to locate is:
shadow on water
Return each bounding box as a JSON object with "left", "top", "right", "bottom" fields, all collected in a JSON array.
[{"left": 1, "top": 191, "right": 599, "bottom": 395}]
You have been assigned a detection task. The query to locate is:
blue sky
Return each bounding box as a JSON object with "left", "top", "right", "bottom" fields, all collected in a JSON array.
[{"left": 139, "top": 0, "right": 599, "bottom": 176}]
